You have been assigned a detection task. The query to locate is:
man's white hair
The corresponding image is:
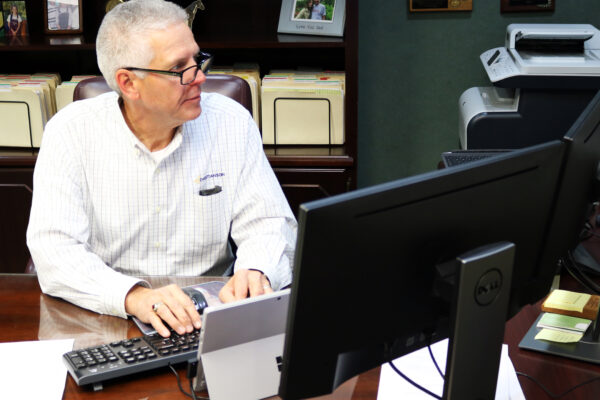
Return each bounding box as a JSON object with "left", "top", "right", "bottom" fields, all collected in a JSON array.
[{"left": 96, "top": 0, "right": 188, "bottom": 95}]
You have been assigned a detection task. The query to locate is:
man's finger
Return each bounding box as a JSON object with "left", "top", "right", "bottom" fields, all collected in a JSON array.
[
  {"left": 148, "top": 307, "right": 171, "bottom": 337},
  {"left": 262, "top": 275, "right": 273, "bottom": 295},
  {"left": 248, "top": 270, "right": 267, "bottom": 297},
  {"left": 183, "top": 300, "right": 202, "bottom": 330},
  {"left": 153, "top": 301, "right": 188, "bottom": 335},
  {"left": 165, "top": 300, "right": 194, "bottom": 333},
  {"left": 233, "top": 271, "right": 250, "bottom": 300},
  {"left": 219, "top": 279, "right": 236, "bottom": 303}
]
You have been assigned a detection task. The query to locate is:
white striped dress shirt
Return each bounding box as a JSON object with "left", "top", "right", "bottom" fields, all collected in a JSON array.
[{"left": 27, "top": 91, "right": 297, "bottom": 318}]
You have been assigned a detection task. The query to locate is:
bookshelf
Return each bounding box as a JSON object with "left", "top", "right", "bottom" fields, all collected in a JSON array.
[{"left": 0, "top": 0, "right": 358, "bottom": 272}]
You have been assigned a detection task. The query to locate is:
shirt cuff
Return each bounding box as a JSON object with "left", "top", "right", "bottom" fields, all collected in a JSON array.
[
  {"left": 240, "top": 262, "right": 292, "bottom": 292},
  {"left": 104, "top": 276, "right": 151, "bottom": 318}
]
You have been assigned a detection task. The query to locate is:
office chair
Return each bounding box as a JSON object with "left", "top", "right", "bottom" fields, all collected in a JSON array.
[
  {"left": 72, "top": 74, "right": 253, "bottom": 115},
  {"left": 24, "top": 74, "right": 250, "bottom": 274}
]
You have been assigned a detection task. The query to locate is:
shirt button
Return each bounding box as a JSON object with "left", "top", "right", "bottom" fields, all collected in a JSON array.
[
  {"left": 155, "top": 206, "right": 161, "bottom": 213},
  {"left": 154, "top": 242, "right": 161, "bottom": 248}
]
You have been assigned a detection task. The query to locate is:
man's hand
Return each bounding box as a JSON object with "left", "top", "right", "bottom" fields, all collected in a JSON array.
[
  {"left": 219, "top": 269, "right": 272, "bottom": 303},
  {"left": 125, "top": 284, "right": 201, "bottom": 338}
]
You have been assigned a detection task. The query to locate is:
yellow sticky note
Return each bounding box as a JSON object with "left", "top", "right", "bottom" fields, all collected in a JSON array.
[
  {"left": 544, "top": 289, "right": 590, "bottom": 312},
  {"left": 535, "top": 328, "right": 583, "bottom": 343}
]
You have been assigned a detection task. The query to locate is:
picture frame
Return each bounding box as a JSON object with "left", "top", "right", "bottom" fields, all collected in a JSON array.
[
  {"left": 409, "top": 0, "right": 472, "bottom": 12},
  {"left": 277, "top": 0, "right": 346, "bottom": 38},
  {"left": 3, "top": 1, "right": 29, "bottom": 36},
  {"left": 500, "top": 0, "right": 554, "bottom": 13},
  {"left": 43, "top": 0, "right": 82, "bottom": 34}
]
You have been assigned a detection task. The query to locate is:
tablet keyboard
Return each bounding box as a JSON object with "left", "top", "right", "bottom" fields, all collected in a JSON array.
[
  {"left": 441, "top": 150, "right": 512, "bottom": 167},
  {"left": 63, "top": 329, "right": 201, "bottom": 389}
]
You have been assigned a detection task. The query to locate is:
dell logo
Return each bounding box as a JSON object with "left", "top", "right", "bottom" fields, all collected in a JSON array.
[{"left": 475, "top": 269, "right": 503, "bottom": 306}]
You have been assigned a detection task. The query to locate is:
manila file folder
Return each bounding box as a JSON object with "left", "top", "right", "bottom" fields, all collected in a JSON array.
[
  {"left": 0, "top": 88, "right": 45, "bottom": 147},
  {"left": 261, "top": 84, "right": 344, "bottom": 145},
  {"left": 55, "top": 81, "right": 78, "bottom": 111}
]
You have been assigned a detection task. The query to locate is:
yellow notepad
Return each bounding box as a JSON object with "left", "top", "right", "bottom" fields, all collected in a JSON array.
[{"left": 541, "top": 289, "right": 600, "bottom": 320}]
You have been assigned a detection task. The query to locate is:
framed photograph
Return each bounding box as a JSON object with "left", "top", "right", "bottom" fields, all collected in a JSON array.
[
  {"left": 409, "top": 0, "right": 472, "bottom": 12},
  {"left": 3, "top": 1, "right": 29, "bottom": 36},
  {"left": 501, "top": 0, "right": 554, "bottom": 13},
  {"left": 43, "top": 0, "right": 82, "bottom": 34},
  {"left": 278, "top": 0, "right": 346, "bottom": 37}
]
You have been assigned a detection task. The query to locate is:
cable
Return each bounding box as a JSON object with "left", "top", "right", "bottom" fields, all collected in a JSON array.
[
  {"left": 388, "top": 360, "right": 442, "bottom": 399},
  {"left": 168, "top": 363, "right": 194, "bottom": 399},
  {"left": 427, "top": 344, "right": 445, "bottom": 379},
  {"left": 561, "top": 257, "right": 595, "bottom": 291},
  {"left": 190, "top": 379, "right": 201, "bottom": 400},
  {"left": 563, "top": 252, "right": 600, "bottom": 294},
  {"left": 168, "top": 363, "right": 210, "bottom": 400},
  {"left": 516, "top": 371, "right": 600, "bottom": 399}
]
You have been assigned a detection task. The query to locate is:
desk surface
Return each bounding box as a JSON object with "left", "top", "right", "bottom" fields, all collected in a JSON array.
[{"left": 1, "top": 274, "right": 600, "bottom": 400}]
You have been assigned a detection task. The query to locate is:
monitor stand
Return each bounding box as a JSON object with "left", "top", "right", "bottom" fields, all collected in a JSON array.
[{"left": 442, "top": 242, "right": 515, "bottom": 399}]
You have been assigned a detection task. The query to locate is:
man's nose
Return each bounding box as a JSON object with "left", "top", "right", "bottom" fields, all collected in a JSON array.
[{"left": 192, "top": 69, "right": 207, "bottom": 86}]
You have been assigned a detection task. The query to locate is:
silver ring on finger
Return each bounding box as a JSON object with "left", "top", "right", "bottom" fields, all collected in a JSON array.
[{"left": 152, "top": 302, "right": 164, "bottom": 313}]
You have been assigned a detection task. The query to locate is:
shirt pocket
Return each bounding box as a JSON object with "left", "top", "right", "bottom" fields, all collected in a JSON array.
[{"left": 189, "top": 177, "right": 230, "bottom": 246}]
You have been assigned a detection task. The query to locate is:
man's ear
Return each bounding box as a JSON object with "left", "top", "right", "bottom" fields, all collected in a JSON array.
[{"left": 115, "top": 69, "right": 140, "bottom": 100}]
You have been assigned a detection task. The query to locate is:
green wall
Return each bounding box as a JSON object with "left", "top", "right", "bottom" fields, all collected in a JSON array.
[{"left": 357, "top": 1, "right": 600, "bottom": 188}]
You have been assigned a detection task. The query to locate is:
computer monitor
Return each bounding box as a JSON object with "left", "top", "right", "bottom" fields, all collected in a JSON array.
[{"left": 279, "top": 92, "right": 600, "bottom": 400}]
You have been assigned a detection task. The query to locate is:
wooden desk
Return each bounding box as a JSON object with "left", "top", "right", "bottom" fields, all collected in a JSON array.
[
  {"left": 2, "top": 273, "right": 600, "bottom": 399},
  {"left": 503, "top": 276, "right": 600, "bottom": 400},
  {"left": 0, "top": 274, "right": 376, "bottom": 400}
]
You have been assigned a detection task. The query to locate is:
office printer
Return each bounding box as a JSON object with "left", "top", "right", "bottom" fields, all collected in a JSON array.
[{"left": 459, "top": 24, "right": 600, "bottom": 149}]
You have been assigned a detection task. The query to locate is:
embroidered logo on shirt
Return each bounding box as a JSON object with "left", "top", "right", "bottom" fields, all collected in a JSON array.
[{"left": 194, "top": 172, "right": 225, "bottom": 184}]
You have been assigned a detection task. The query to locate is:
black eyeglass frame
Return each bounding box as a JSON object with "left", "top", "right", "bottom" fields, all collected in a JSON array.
[{"left": 123, "top": 51, "right": 213, "bottom": 85}]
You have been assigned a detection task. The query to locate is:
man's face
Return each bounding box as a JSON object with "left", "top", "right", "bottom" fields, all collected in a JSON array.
[
  {"left": 135, "top": 22, "right": 205, "bottom": 127},
  {"left": 314, "top": 0, "right": 320, "bottom": 5}
]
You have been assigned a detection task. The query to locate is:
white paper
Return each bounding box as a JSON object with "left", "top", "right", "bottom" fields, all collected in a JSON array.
[
  {"left": 0, "top": 339, "right": 74, "bottom": 400},
  {"left": 377, "top": 339, "right": 525, "bottom": 400}
]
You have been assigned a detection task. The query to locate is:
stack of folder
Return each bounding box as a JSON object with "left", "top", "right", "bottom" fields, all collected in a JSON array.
[
  {"left": 0, "top": 73, "right": 61, "bottom": 148},
  {"left": 208, "top": 63, "right": 261, "bottom": 129},
  {"left": 55, "top": 75, "right": 100, "bottom": 111},
  {"left": 261, "top": 70, "right": 345, "bottom": 145}
]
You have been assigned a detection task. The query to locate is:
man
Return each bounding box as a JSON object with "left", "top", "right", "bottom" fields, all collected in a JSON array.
[
  {"left": 46, "top": 1, "right": 59, "bottom": 30},
  {"left": 27, "top": 0, "right": 296, "bottom": 338},
  {"left": 311, "top": 0, "right": 326, "bottom": 20}
]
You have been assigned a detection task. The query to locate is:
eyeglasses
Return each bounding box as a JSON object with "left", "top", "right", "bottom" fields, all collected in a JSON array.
[{"left": 124, "top": 51, "right": 213, "bottom": 85}]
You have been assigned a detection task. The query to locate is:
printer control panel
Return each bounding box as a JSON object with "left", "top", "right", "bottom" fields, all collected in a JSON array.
[{"left": 480, "top": 47, "right": 520, "bottom": 84}]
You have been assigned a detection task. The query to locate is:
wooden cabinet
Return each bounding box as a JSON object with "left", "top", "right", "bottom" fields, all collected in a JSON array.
[
  {"left": 265, "top": 146, "right": 354, "bottom": 214},
  {"left": 0, "top": 0, "right": 358, "bottom": 270},
  {"left": 0, "top": 152, "right": 35, "bottom": 272}
]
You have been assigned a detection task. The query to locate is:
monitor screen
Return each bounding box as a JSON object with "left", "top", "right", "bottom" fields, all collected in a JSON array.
[{"left": 279, "top": 91, "right": 600, "bottom": 399}]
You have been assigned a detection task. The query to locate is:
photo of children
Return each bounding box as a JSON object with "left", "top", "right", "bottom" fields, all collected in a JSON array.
[{"left": 3, "top": 1, "right": 28, "bottom": 36}]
